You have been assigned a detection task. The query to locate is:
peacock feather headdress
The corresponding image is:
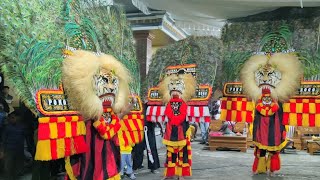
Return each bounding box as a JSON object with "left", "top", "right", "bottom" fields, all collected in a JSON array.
[{"left": 0, "top": 0, "right": 140, "bottom": 115}]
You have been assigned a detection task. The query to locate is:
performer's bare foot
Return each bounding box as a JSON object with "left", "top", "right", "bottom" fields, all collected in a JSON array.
[
  {"left": 177, "top": 177, "right": 185, "bottom": 180},
  {"left": 251, "top": 171, "right": 258, "bottom": 176},
  {"left": 162, "top": 177, "right": 173, "bottom": 180},
  {"left": 268, "top": 171, "right": 275, "bottom": 177}
]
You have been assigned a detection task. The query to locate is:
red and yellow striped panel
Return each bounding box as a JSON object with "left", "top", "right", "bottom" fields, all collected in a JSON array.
[
  {"left": 283, "top": 99, "right": 320, "bottom": 127},
  {"left": 35, "top": 116, "right": 87, "bottom": 161},
  {"left": 119, "top": 112, "right": 144, "bottom": 146},
  {"left": 220, "top": 97, "right": 254, "bottom": 122},
  {"left": 93, "top": 114, "right": 121, "bottom": 140}
]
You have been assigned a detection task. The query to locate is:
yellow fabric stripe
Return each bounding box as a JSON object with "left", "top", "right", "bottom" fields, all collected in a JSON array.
[
  {"left": 119, "top": 121, "right": 126, "bottom": 131},
  {"left": 102, "top": 134, "right": 110, "bottom": 140},
  {"left": 296, "top": 103, "right": 303, "bottom": 113},
  {"left": 49, "top": 123, "right": 58, "bottom": 139},
  {"left": 107, "top": 173, "right": 121, "bottom": 180},
  {"left": 35, "top": 140, "right": 51, "bottom": 161},
  {"left": 128, "top": 120, "right": 137, "bottom": 131},
  {"left": 249, "top": 123, "right": 253, "bottom": 135},
  {"left": 231, "top": 110, "right": 236, "bottom": 120},
  {"left": 257, "top": 157, "right": 267, "bottom": 173},
  {"left": 65, "top": 157, "right": 76, "bottom": 180},
  {"left": 309, "top": 103, "right": 316, "bottom": 114},
  {"left": 302, "top": 114, "right": 309, "bottom": 127},
  {"left": 167, "top": 161, "right": 176, "bottom": 167},
  {"left": 176, "top": 167, "right": 182, "bottom": 176},
  {"left": 253, "top": 139, "right": 288, "bottom": 151},
  {"left": 56, "top": 138, "right": 65, "bottom": 159},
  {"left": 57, "top": 117, "right": 66, "bottom": 123},
  {"left": 315, "top": 114, "right": 320, "bottom": 127},
  {"left": 282, "top": 103, "right": 290, "bottom": 113},
  {"left": 39, "top": 116, "right": 81, "bottom": 123},
  {"left": 39, "top": 117, "right": 50, "bottom": 123},
  {"left": 109, "top": 128, "right": 115, "bottom": 139},
  {"left": 70, "top": 138, "right": 76, "bottom": 155},
  {"left": 164, "top": 168, "right": 168, "bottom": 176},
  {"left": 133, "top": 131, "right": 139, "bottom": 143},
  {"left": 93, "top": 120, "right": 103, "bottom": 128},
  {"left": 179, "top": 151, "right": 183, "bottom": 157},
  {"left": 65, "top": 122, "right": 72, "bottom": 138},
  {"left": 163, "top": 139, "right": 187, "bottom": 147},
  {"left": 111, "top": 119, "right": 117, "bottom": 125},
  {"left": 246, "top": 102, "right": 254, "bottom": 111},
  {"left": 241, "top": 111, "right": 247, "bottom": 121},
  {"left": 118, "top": 131, "right": 125, "bottom": 146},
  {"left": 289, "top": 99, "right": 296, "bottom": 103},
  {"left": 226, "top": 101, "right": 232, "bottom": 110},
  {"left": 77, "top": 121, "right": 86, "bottom": 135},
  {"left": 71, "top": 116, "right": 79, "bottom": 121},
  {"left": 125, "top": 131, "right": 133, "bottom": 145},
  {"left": 236, "top": 101, "right": 242, "bottom": 111},
  {"left": 137, "top": 119, "right": 143, "bottom": 130},
  {"left": 289, "top": 113, "right": 297, "bottom": 126},
  {"left": 188, "top": 155, "right": 192, "bottom": 160},
  {"left": 220, "top": 109, "right": 227, "bottom": 120},
  {"left": 302, "top": 99, "right": 309, "bottom": 103}
]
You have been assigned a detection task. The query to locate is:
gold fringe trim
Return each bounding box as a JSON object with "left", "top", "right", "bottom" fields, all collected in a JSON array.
[
  {"left": 253, "top": 139, "right": 288, "bottom": 152},
  {"left": 163, "top": 139, "right": 187, "bottom": 147}
]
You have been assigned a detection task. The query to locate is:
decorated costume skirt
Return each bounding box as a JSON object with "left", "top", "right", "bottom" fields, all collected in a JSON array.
[
  {"left": 253, "top": 109, "right": 287, "bottom": 151},
  {"left": 70, "top": 121, "right": 121, "bottom": 180},
  {"left": 163, "top": 121, "right": 192, "bottom": 177},
  {"left": 252, "top": 109, "right": 286, "bottom": 173}
]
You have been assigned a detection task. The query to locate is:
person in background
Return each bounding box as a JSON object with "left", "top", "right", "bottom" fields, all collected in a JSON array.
[
  {"left": 219, "top": 121, "right": 236, "bottom": 135},
  {"left": 20, "top": 102, "right": 37, "bottom": 158},
  {"left": 0, "top": 103, "right": 7, "bottom": 173},
  {"left": 1, "top": 86, "right": 13, "bottom": 104},
  {"left": 142, "top": 99, "right": 161, "bottom": 174},
  {"left": 0, "top": 103, "right": 6, "bottom": 137},
  {"left": 199, "top": 121, "right": 210, "bottom": 145},
  {"left": 2, "top": 110, "right": 25, "bottom": 180},
  {"left": 209, "top": 88, "right": 223, "bottom": 120},
  {"left": 0, "top": 96, "right": 10, "bottom": 114},
  {"left": 132, "top": 99, "right": 146, "bottom": 171},
  {"left": 132, "top": 139, "right": 145, "bottom": 171},
  {"left": 1, "top": 86, "right": 14, "bottom": 113},
  {"left": 145, "top": 120, "right": 161, "bottom": 174},
  {"left": 189, "top": 122, "right": 198, "bottom": 142},
  {"left": 120, "top": 143, "right": 136, "bottom": 180}
]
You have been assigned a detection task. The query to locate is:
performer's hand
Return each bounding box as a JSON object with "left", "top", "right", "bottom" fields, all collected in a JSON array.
[
  {"left": 118, "top": 105, "right": 132, "bottom": 119},
  {"left": 131, "top": 97, "right": 138, "bottom": 105}
]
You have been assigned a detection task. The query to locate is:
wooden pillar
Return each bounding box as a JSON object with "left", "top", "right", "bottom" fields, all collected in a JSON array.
[{"left": 133, "top": 31, "right": 154, "bottom": 82}]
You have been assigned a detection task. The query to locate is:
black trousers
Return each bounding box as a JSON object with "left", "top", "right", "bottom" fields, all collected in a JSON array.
[
  {"left": 4, "top": 150, "right": 24, "bottom": 180},
  {"left": 145, "top": 122, "right": 160, "bottom": 171},
  {"left": 132, "top": 140, "right": 145, "bottom": 170}
]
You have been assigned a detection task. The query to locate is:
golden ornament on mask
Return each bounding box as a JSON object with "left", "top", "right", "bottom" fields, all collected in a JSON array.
[{"left": 62, "top": 49, "right": 74, "bottom": 56}]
